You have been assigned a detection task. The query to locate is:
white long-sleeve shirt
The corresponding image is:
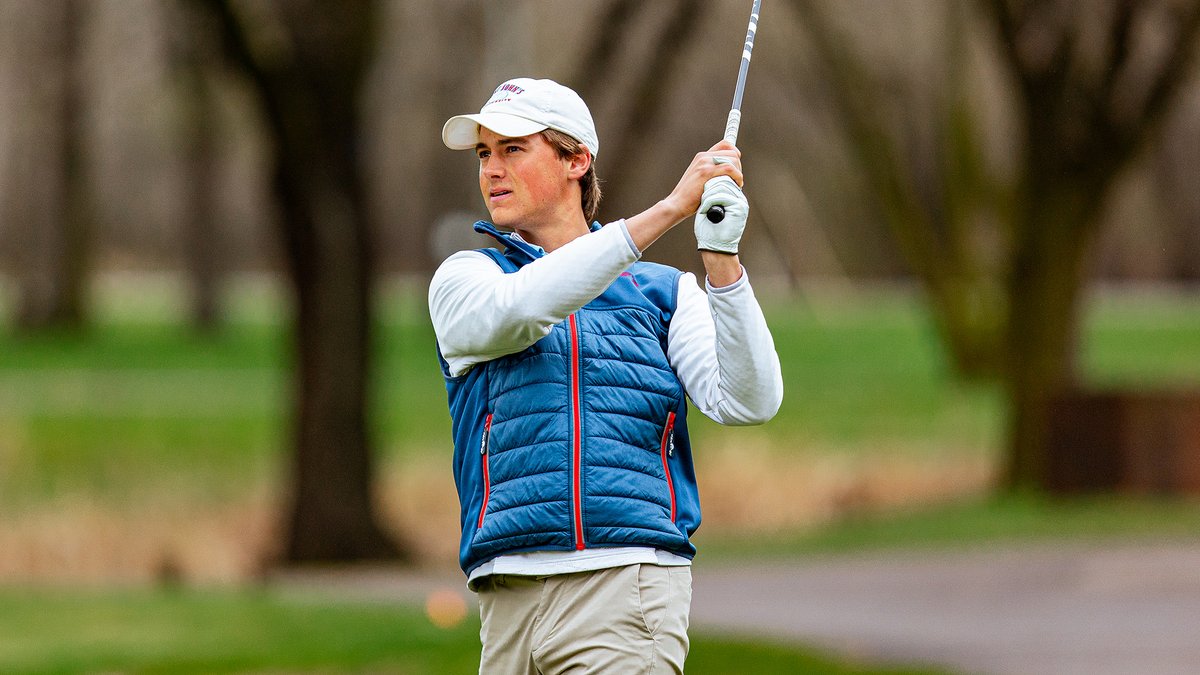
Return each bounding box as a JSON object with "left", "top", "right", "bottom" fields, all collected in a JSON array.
[
  {"left": 430, "top": 220, "right": 783, "bottom": 425},
  {"left": 428, "top": 220, "right": 783, "bottom": 585}
]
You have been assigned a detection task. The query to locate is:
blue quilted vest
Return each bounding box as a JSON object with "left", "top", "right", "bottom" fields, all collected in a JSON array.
[{"left": 439, "top": 221, "right": 701, "bottom": 577}]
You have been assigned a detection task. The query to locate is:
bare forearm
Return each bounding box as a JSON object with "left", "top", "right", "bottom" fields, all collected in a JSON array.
[
  {"left": 626, "top": 206, "right": 745, "bottom": 288},
  {"left": 623, "top": 199, "right": 689, "bottom": 252}
]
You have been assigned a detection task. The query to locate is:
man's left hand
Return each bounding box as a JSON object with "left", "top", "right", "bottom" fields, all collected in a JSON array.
[{"left": 694, "top": 176, "right": 749, "bottom": 254}]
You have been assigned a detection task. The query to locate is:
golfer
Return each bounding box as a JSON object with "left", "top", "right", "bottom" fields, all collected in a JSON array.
[{"left": 430, "top": 77, "right": 783, "bottom": 674}]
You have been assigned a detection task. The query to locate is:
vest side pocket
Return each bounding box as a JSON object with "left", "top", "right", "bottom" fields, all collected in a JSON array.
[
  {"left": 659, "top": 412, "right": 678, "bottom": 522},
  {"left": 477, "top": 413, "right": 494, "bottom": 529}
]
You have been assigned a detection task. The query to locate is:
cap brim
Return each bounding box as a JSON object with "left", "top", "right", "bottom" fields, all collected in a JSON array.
[{"left": 442, "top": 113, "right": 549, "bottom": 150}]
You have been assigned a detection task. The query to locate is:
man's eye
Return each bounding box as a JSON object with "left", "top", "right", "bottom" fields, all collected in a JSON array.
[
  {"left": 478, "top": 150, "right": 490, "bottom": 160},
  {"left": 505, "top": 145, "right": 521, "bottom": 153}
]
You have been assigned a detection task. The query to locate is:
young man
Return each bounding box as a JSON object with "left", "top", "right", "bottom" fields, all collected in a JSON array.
[{"left": 430, "top": 77, "right": 783, "bottom": 674}]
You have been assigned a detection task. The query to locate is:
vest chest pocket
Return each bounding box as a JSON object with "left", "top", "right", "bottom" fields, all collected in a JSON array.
[{"left": 659, "top": 412, "right": 677, "bottom": 522}]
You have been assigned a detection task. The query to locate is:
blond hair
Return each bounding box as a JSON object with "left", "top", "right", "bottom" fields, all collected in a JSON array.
[{"left": 541, "top": 129, "right": 602, "bottom": 222}]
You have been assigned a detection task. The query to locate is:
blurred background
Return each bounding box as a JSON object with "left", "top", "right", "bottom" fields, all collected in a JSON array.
[{"left": 0, "top": 0, "right": 1198, "bottom": 672}]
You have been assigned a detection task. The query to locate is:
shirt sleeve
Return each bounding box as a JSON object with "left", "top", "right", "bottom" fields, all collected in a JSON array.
[
  {"left": 428, "top": 221, "right": 641, "bottom": 377},
  {"left": 667, "top": 269, "right": 784, "bottom": 425}
]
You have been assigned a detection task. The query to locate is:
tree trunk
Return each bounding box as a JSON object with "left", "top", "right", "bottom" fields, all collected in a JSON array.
[
  {"left": 282, "top": 160, "right": 396, "bottom": 562},
  {"left": 789, "top": 0, "right": 1200, "bottom": 494},
  {"left": 169, "top": 0, "right": 223, "bottom": 333},
  {"left": 200, "top": 0, "right": 403, "bottom": 563},
  {"left": 1001, "top": 186, "right": 1096, "bottom": 490},
  {"left": 14, "top": 0, "right": 89, "bottom": 331}
]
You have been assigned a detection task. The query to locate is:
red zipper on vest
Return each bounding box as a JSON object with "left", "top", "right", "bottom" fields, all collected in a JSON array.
[
  {"left": 569, "top": 313, "right": 585, "bottom": 550},
  {"left": 477, "top": 413, "right": 493, "bottom": 529},
  {"left": 660, "top": 412, "right": 678, "bottom": 522}
]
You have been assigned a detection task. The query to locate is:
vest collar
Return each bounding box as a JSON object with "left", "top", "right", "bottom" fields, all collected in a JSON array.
[{"left": 473, "top": 220, "right": 603, "bottom": 266}]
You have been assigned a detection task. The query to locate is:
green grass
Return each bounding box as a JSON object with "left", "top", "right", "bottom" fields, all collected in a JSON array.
[
  {"left": 0, "top": 588, "right": 478, "bottom": 674},
  {"left": 2, "top": 283, "right": 1198, "bottom": 512},
  {"left": 745, "top": 289, "right": 1001, "bottom": 452},
  {"left": 0, "top": 284, "right": 1004, "bottom": 506},
  {"left": 0, "top": 588, "right": 947, "bottom": 674},
  {"left": 1082, "top": 288, "right": 1200, "bottom": 386}
]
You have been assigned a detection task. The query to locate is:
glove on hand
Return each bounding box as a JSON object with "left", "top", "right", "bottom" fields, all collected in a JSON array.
[{"left": 694, "top": 176, "right": 749, "bottom": 254}]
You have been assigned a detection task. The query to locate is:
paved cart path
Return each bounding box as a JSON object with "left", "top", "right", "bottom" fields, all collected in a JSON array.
[
  {"left": 273, "top": 539, "right": 1200, "bottom": 675},
  {"left": 689, "top": 540, "right": 1200, "bottom": 675}
]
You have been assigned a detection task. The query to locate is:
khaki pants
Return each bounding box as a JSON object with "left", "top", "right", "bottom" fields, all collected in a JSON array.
[{"left": 476, "top": 564, "right": 692, "bottom": 674}]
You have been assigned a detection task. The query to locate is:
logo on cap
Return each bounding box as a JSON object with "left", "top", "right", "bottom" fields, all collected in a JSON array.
[{"left": 487, "top": 83, "right": 526, "bottom": 106}]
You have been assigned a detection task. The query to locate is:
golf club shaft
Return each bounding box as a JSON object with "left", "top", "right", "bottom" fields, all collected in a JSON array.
[{"left": 708, "top": 0, "right": 761, "bottom": 223}]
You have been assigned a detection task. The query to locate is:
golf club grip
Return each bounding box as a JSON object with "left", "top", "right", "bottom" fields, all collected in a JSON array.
[
  {"left": 707, "top": 0, "right": 759, "bottom": 227},
  {"left": 708, "top": 107, "right": 742, "bottom": 224},
  {"left": 723, "top": 109, "right": 742, "bottom": 146}
]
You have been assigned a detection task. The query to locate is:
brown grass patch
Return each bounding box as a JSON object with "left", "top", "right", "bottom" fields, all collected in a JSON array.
[
  {"left": 695, "top": 430, "right": 995, "bottom": 535},
  {"left": 378, "top": 454, "right": 462, "bottom": 564},
  {"left": 0, "top": 490, "right": 279, "bottom": 585},
  {"left": 0, "top": 443, "right": 993, "bottom": 585}
]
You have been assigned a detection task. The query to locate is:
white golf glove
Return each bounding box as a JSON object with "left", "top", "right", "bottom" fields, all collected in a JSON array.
[{"left": 694, "top": 175, "right": 749, "bottom": 254}]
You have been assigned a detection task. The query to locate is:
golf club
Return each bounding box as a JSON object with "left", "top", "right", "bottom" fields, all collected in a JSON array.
[{"left": 707, "top": 0, "right": 761, "bottom": 223}]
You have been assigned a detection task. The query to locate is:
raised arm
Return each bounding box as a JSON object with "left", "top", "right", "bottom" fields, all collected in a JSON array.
[{"left": 429, "top": 222, "right": 639, "bottom": 377}]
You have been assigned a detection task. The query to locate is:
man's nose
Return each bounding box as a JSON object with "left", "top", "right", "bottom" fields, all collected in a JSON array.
[{"left": 481, "top": 155, "right": 505, "bottom": 177}]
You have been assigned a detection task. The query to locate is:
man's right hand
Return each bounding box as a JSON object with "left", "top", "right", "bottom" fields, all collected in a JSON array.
[
  {"left": 624, "top": 140, "right": 744, "bottom": 253},
  {"left": 661, "top": 141, "right": 743, "bottom": 222}
]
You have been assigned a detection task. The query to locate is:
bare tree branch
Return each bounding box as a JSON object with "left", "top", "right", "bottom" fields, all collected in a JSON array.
[
  {"left": 1097, "top": 0, "right": 1135, "bottom": 103},
  {"left": 791, "top": 0, "right": 1005, "bottom": 375},
  {"left": 1127, "top": 2, "right": 1200, "bottom": 144},
  {"left": 791, "top": 1, "right": 947, "bottom": 274},
  {"left": 984, "top": 0, "right": 1034, "bottom": 96},
  {"left": 595, "top": 0, "right": 705, "bottom": 216}
]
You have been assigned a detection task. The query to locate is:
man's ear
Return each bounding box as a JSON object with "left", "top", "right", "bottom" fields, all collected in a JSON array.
[{"left": 566, "top": 150, "right": 591, "bottom": 180}]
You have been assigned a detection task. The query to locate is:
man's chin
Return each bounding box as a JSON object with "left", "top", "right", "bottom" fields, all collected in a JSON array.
[{"left": 487, "top": 211, "right": 516, "bottom": 228}]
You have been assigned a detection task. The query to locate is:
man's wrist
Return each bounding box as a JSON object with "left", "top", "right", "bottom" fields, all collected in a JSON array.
[
  {"left": 701, "top": 251, "right": 743, "bottom": 288},
  {"left": 656, "top": 197, "right": 690, "bottom": 226}
]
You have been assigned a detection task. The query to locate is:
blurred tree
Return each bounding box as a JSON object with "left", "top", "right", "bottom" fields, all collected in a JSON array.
[
  {"left": 167, "top": 0, "right": 224, "bottom": 333},
  {"left": 577, "top": 0, "right": 706, "bottom": 259},
  {"left": 597, "top": 0, "right": 704, "bottom": 221},
  {"left": 398, "top": 0, "right": 486, "bottom": 271},
  {"left": 198, "top": 0, "right": 405, "bottom": 563},
  {"left": 792, "top": 0, "right": 1200, "bottom": 490},
  {"left": 575, "top": 0, "right": 645, "bottom": 102},
  {"left": 1154, "top": 93, "right": 1200, "bottom": 282},
  {"left": 7, "top": 0, "right": 91, "bottom": 331},
  {"left": 793, "top": 0, "right": 1010, "bottom": 378}
]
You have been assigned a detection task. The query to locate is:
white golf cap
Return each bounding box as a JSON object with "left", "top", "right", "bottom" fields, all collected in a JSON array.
[{"left": 442, "top": 78, "right": 599, "bottom": 158}]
